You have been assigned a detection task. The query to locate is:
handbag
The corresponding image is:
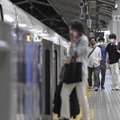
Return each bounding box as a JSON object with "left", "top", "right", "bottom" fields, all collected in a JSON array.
[{"left": 63, "top": 56, "right": 82, "bottom": 84}]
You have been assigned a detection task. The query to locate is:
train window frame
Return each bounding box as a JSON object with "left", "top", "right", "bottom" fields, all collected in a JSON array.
[{"left": 0, "top": 4, "right": 4, "bottom": 21}]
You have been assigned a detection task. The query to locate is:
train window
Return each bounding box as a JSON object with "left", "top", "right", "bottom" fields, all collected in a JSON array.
[
  {"left": 45, "top": 49, "right": 50, "bottom": 114},
  {"left": 0, "top": 5, "right": 4, "bottom": 21}
]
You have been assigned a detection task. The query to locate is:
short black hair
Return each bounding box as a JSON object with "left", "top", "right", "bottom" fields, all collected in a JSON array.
[
  {"left": 109, "top": 34, "right": 116, "bottom": 39},
  {"left": 69, "top": 19, "right": 84, "bottom": 34},
  {"left": 89, "top": 37, "right": 97, "bottom": 42},
  {"left": 98, "top": 37, "right": 105, "bottom": 42}
]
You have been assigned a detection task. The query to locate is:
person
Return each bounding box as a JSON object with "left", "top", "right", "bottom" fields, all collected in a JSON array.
[
  {"left": 88, "top": 37, "right": 101, "bottom": 91},
  {"left": 60, "top": 20, "right": 90, "bottom": 120},
  {"left": 98, "top": 37, "right": 107, "bottom": 89},
  {"left": 53, "top": 64, "right": 80, "bottom": 119},
  {"left": 106, "top": 33, "right": 120, "bottom": 90}
]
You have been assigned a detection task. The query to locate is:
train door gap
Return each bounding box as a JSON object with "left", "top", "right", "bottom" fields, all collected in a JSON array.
[
  {"left": 54, "top": 50, "right": 58, "bottom": 88},
  {"left": 0, "top": 4, "right": 4, "bottom": 21},
  {"left": 45, "top": 49, "right": 50, "bottom": 115}
]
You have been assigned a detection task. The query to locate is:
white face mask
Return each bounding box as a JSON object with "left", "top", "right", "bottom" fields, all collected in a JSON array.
[
  {"left": 73, "top": 32, "right": 78, "bottom": 37},
  {"left": 99, "top": 42, "right": 104, "bottom": 45},
  {"left": 110, "top": 39, "right": 115, "bottom": 43}
]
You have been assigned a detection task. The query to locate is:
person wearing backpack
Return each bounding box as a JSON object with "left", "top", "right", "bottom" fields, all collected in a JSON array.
[{"left": 88, "top": 37, "right": 101, "bottom": 91}]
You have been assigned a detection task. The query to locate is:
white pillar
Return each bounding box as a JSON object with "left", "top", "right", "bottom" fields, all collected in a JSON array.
[{"left": 109, "top": 1, "right": 120, "bottom": 41}]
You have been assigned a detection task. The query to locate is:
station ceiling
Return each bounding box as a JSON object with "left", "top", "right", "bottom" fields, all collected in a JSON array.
[{"left": 10, "top": 0, "right": 117, "bottom": 39}]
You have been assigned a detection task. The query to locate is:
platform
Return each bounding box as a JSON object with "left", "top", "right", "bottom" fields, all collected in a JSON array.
[
  {"left": 53, "top": 69, "right": 120, "bottom": 120},
  {"left": 89, "top": 69, "right": 120, "bottom": 120}
]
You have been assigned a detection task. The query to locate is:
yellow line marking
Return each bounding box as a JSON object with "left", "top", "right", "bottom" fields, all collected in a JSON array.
[{"left": 90, "top": 109, "right": 94, "bottom": 120}]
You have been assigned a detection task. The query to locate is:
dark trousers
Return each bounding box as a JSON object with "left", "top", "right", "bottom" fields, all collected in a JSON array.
[
  {"left": 88, "top": 66, "right": 100, "bottom": 87},
  {"left": 98, "top": 64, "right": 106, "bottom": 86}
]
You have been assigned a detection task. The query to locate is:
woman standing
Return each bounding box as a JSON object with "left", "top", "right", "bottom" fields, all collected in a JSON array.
[{"left": 61, "top": 20, "right": 90, "bottom": 120}]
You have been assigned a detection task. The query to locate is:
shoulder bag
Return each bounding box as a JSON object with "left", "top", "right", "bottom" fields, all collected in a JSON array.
[{"left": 63, "top": 40, "right": 82, "bottom": 84}]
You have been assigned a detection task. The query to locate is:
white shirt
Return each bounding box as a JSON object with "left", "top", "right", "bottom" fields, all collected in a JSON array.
[{"left": 88, "top": 46, "right": 101, "bottom": 67}]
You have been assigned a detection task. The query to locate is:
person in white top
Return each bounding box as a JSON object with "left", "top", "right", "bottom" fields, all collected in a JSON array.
[{"left": 88, "top": 37, "right": 101, "bottom": 91}]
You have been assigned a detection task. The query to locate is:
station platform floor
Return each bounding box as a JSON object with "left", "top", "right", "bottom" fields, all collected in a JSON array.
[
  {"left": 88, "top": 69, "right": 120, "bottom": 120},
  {"left": 53, "top": 69, "right": 120, "bottom": 120}
]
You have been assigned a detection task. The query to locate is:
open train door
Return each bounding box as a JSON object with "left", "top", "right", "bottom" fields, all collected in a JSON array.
[
  {"left": 42, "top": 40, "right": 54, "bottom": 120},
  {"left": 53, "top": 44, "right": 61, "bottom": 90}
]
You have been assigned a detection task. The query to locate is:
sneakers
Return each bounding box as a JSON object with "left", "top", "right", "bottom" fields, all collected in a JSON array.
[
  {"left": 112, "top": 86, "right": 120, "bottom": 90},
  {"left": 94, "top": 86, "right": 99, "bottom": 91},
  {"left": 88, "top": 86, "right": 93, "bottom": 90}
]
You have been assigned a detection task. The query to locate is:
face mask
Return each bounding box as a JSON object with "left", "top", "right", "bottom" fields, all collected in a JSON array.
[
  {"left": 110, "top": 39, "right": 115, "bottom": 43},
  {"left": 91, "top": 42, "right": 96, "bottom": 46},
  {"left": 99, "top": 42, "right": 104, "bottom": 45},
  {"left": 73, "top": 32, "right": 78, "bottom": 37},
  {"left": 69, "top": 30, "right": 78, "bottom": 37}
]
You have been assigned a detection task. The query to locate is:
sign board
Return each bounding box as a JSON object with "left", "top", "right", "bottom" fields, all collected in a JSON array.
[
  {"left": 113, "top": 15, "right": 120, "bottom": 21},
  {"left": 95, "top": 32, "right": 104, "bottom": 37}
]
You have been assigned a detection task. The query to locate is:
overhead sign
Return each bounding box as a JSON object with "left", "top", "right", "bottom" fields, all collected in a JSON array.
[{"left": 113, "top": 15, "right": 120, "bottom": 21}]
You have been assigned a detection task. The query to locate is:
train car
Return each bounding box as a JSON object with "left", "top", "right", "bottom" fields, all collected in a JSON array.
[{"left": 0, "top": 0, "right": 70, "bottom": 120}]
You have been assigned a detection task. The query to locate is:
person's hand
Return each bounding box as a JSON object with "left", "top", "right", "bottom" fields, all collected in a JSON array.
[
  {"left": 116, "top": 42, "right": 118, "bottom": 45},
  {"left": 106, "top": 62, "right": 110, "bottom": 69},
  {"left": 98, "top": 60, "right": 100, "bottom": 64},
  {"left": 106, "top": 62, "right": 108, "bottom": 65},
  {"left": 117, "top": 50, "right": 120, "bottom": 54}
]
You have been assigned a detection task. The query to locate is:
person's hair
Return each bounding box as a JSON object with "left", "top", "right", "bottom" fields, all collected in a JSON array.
[
  {"left": 109, "top": 34, "right": 116, "bottom": 39},
  {"left": 69, "top": 19, "right": 84, "bottom": 34},
  {"left": 89, "top": 37, "right": 97, "bottom": 42},
  {"left": 98, "top": 37, "right": 105, "bottom": 42}
]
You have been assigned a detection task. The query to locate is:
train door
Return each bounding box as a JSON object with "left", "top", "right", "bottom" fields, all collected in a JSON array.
[
  {"left": 54, "top": 44, "right": 61, "bottom": 88},
  {"left": 42, "top": 40, "right": 54, "bottom": 120},
  {"left": 16, "top": 29, "right": 26, "bottom": 120}
]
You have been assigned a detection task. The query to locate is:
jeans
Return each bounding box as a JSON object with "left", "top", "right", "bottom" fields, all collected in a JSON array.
[
  {"left": 88, "top": 66, "right": 100, "bottom": 87},
  {"left": 98, "top": 64, "right": 106, "bottom": 86}
]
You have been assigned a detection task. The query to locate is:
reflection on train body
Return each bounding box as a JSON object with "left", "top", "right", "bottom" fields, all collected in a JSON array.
[
  {"left": 16, "top": 29, "right": 68, "bottom": 120},
  {"left": 16, "top": 29, "right": 43, "bottom": 120}
]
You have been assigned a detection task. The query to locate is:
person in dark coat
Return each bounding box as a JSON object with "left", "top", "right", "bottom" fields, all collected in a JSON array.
[{"left": 53, "top": 64, "right": 80, "bottom": 119}]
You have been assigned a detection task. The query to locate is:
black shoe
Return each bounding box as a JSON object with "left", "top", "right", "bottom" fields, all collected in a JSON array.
[
  {"left": 101, "top": 85, "right": 105, "bottom": 89},
  {"left": 63, "top": 118, "right": 69, "bottom": 120}
]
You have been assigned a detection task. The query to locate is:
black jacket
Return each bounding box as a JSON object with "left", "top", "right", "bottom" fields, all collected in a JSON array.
[{"left": 53, "top": 81, "right": 80, "bottom": 118}]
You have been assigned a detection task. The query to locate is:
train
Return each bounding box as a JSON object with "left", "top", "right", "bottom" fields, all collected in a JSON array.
[{"left": 0, "top": 0, "right": 70, "bottom": 120}]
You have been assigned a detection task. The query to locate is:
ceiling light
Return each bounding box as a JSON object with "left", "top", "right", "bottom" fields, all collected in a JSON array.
[
  {"left": 18, "top": 23, "right": 27, "bottom": 28},
  {"left": 115, "top": 3, "right": 118, "bottom": 9}
]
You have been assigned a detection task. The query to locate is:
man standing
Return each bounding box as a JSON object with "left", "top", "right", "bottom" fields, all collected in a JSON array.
[
  {"left": 98, "top": 37, "right": 106, "bottom": 89},
  {"left": 88, "top": 37, "right": 101, "bottom": 91},
  {"left": 106, "top": 34, "right": 120, "bottom": 90}
]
